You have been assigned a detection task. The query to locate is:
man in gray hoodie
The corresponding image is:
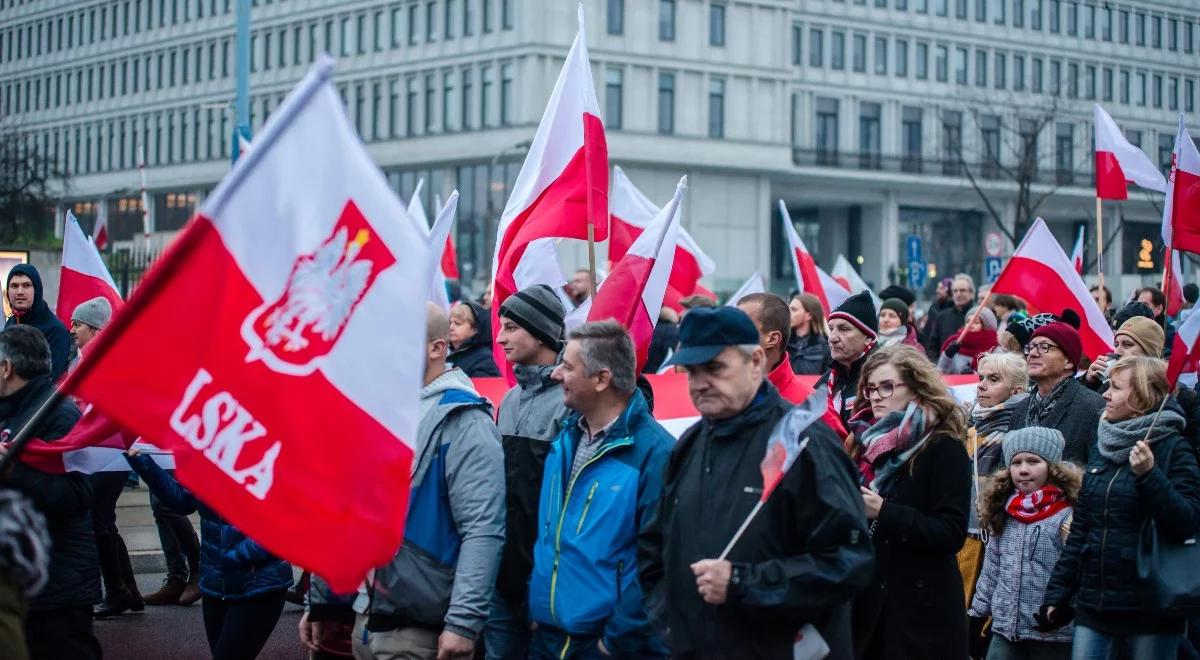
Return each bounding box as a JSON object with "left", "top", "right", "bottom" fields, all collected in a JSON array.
[
  {"left": 347, "top": 303, "right": 505, "bottom": 660},
  {"left": 485, "top": 285, "right": 569, "bottom": 660}
]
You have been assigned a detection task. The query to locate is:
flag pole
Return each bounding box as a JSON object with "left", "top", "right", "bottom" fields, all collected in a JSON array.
[
  {"left": 954, "top": 290, "right": 993, "bottom": 344},
  {"left": 587, "top": 222, "right": 597, "bottom": 297},
  {"left": 717, "top": 500, "right": 765, "bottom": 560},
  {"left": 0, "top": 389, "right": 67, "bottom": 478},
  {"left": 1096, "top": 197, "right": 1107, "bottom": 311}
]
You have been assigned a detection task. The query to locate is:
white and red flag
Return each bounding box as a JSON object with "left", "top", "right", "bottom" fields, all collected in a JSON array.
[
  {"left": 57, "top": 212, "right": 123, "bottom": 328},
  {"left": 724, "top": 272, "right": 765, "bottom": 306},
  {"left": 609, "top": 166, "right": 713, "bottom": 312},
  {"left": 490, "top": 6, "right": 607, "bottom": 379},
  {"left": 1163, "top": 114, "right": 1200, "bottom": 255},
  {"left": 1169, "top": 298, "right": 1200, "bottom": 386},
  {"left": 426, "top": 192, "right": 460, "bottom": 312},
  {"left": 779, "top": 201, "right": 849, "bottom": 314},
  {"left": 435, "top": 194, "right": 461, "bottom": 280},
  {"left": 90, "top": 206, "right": 109, "bottom": 251},
  {"left": 989, "top": 218, "right": 1114, "bottom": 360},
  {"left": 588, "top": 177, "right": 687, "bottom": 371},
  {"left": 1093, "top": 104, "right": 1168, "bottom": 200},
  {"left": 759, "top": 387, "right": 824, "bottom": 501},
  {"left": 1070, "top": 227, "right": 1085, "bottom": 275},
  {"left": 61, "top": 58, "right": 430, "bottom": 593},
  {"left": 1164, "top": 247, "right": 1185, "bottom": 317}
]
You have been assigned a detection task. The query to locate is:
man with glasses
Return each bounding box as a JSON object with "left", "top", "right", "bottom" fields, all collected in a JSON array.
[
  {"left": 923, "top": 273, "right": 975, "bottom": 361},
  {"left": 1006, "top": 321, "right": 1104, "bottom": 465}
]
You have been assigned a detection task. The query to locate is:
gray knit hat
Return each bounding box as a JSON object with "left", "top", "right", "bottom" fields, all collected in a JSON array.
[
  {"left": 71, "top": 297, "right": 112, "bottom": 330},
  {"left": 499, "top": 285, "right": 566, "bottom": 350},
  {"left": 1002, "top": 427, "right": 1065, "bottom": 467}
]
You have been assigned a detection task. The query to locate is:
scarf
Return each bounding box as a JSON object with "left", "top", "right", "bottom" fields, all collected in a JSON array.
[
  {"left": 941, "top": 329, "right": 999, "bottom": 371},
  {"left": 970, "top": 393, "right": 1029, "bottom": 440},
  {"left": 876, "top": 327, "right": 908, "bottom": 348},
  {"left": 1096, "top": 409, "right": 1185, "bottom": 464},
  {"left": 1025, "top": 377, "right": 1072, "bottom": 427},
  {"left": 855, "top": 402, "right": 931, "bottom": 495},
  {"left": 1005, "top": 485, "right": 1070, "bottom": 524}
]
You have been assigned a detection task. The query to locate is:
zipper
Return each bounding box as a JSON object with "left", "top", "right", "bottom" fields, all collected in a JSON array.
[
  {"left": 548, "top": 438, "right": 631, "bottom": 626},
  {"left": 1098, "top": 467, "right": 1122, "bottom": 610},
  {"left": 575, "top": 482, "right": 599, "bottom": 535},
  {"left": 559, "top": 634, "right": 572, "bottom": 660}
]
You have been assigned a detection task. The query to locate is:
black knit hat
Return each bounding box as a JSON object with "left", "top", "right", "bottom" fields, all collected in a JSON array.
[
  {"left": 1006, "top": 309, "right": 1080, "bottom": 348},
  {"left": 1113, "top": 301, "right": 1155, "bottom": 330},
  {"left": 828, "top": 290, "right": 878, "bottom": 339},
  {"left": 880, "top": 298, "right": 910, "bottom": 326},
  {"left": 878, "top": 285, "right": 915, "bottom": 308}
]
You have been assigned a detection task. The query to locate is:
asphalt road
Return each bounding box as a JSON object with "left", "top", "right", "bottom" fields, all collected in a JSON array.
[{"left": 93, "top": 573, "right": 307, "bottom": 660}]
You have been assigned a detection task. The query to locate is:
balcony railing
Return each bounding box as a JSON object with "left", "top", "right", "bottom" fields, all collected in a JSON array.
[{"left": 794, "top": 148, "right": 1093, "bottom": 188}]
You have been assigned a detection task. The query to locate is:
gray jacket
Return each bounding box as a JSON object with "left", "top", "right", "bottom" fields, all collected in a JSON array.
[
  {"left": 968, "top": 507, "right": 1074, "bottom": 644},
  {"left": 1007, "top": 377, "right": 1105, "bottom": 466},
  {"left": 368, "top": 369, "right": 506, "bottom": 640}
]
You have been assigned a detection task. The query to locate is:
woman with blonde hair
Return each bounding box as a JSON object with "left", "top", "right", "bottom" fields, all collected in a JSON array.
[
  {"left": 787, "top": 292, "right": 831, "bottom": 374},
  {"left": 1040, "top": 357, "right": 1200, "bottom": 658},
  {"left": 847, "top": 345, "right": 972, "bottom": 659},
  {"left": 969, "top": 352, "right": 1030, "bottom": 511}
]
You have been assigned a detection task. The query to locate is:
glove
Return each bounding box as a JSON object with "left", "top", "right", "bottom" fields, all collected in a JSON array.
[
  {"left": 1033, "top": 604, "right": 1074, "bottom": 632},
  {"left": 945, "top": 341, "right": 961, "bottom": 358},
  {"left": 967, "top": 616, "right": 990, "bottom": 659}
]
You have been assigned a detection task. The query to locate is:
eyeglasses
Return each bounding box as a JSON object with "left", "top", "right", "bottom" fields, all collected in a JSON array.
[
  {"left": 1024, "top": 342, "right": 1060, "bottom": 356},
  {"left": 864, "top": 382, "right": 907, "bottom": 400}
]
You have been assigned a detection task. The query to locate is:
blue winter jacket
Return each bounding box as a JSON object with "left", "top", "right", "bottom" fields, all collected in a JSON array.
[
  {"left": 528, "top": 390, "right": 672, "bottom": 656},
  {"left": 128, "top": 454, "right": 293, "bottom": 600}
]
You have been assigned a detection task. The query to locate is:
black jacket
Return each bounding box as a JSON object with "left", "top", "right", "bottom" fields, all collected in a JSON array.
[
  {"left": 922, "top": 304, "right": 969, "bottom": 361},
  {"left": 640, "top": 383, "right": 874, "bottom": 659},
  {"left": 2, "top": 376, "right": 100, "bottom": 611},
  {"left": 1007, "top": 376, "right": 1105, "bottom": 466},
  {"left": 4, "top": 264, "right": 73, "bottom": 382},
  {"left": 817, "top": 347, "right": 875, "bottom": 428},
  {"left": 644, "top": 321, "right": 679, "bottom": 374},
  {"left": 1044, "top": 419, "right": 1200, "bottom": 632},
  {"left": 788, "top": 333, "right": 832, "bottom": 376},
  {"left": 447, "top": 302, "right": 501, "bottom": 378},
  {"left": 851, "top": 434, "right": 971, "bottom": 659}
]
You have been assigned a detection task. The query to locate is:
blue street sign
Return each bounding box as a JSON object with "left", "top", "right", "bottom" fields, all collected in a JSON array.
[
  {"left": 984, "top": 256, "right": 1003, "bottom": 284},
  {"left": 906, "top": 236, "right": 922, "bottom": 263},
  {"left": 906, "top": 236, "right": 925, "bottom": 289}
]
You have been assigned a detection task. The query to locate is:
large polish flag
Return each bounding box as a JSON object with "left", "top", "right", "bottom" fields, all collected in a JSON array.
[
  {"left": 490, "top": 7, "right": 608, "bottom": 379},
  {"left": 1094, "top": 104, "right": 1168, "bottom": 200},
  {"left": 779, "top": 201, "right": 849, "bottom": 313},
  {"left": 62, "top": 57, "right": 430, "bottom": 593},
  {"left": 989, "top": 218, "right": 1114, "bottom": 360},
  {"left": 608, "top": 166, "right": 714, "bottom": 311},
  {"left": 1163, "top": 114, "right": 1200, "bottom": 255},
  {"left": 57, "top": 211, "right": 123, "bottom": 327},
  {"left": 1069, "top": 227, "right": 1085, "bottom": 275},
  {"left": 589, "top": 177, "right": 687, "bottom": 371}
]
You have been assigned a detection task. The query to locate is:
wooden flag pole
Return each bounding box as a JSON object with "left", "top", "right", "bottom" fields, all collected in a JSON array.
[
  {"left": 1096, "top": 197, "right": 1107, "bottom": 311},
  {"left": 587, "top": 223, "right": 597, "bottom": 297}
]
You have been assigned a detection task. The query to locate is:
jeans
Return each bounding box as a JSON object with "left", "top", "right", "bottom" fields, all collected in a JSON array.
[
  {"left": 201, "top": 590, "right": 287, "bottom": 660},
  {"left": 483, "top": 591, "right": 530, "bottom": 660},
  {"left": 986, "top": 635, "right": 1071, "bottom": 660},
  {"left": 529, "top": 628, "right": 606, "bottom": 660},
  {"left": 150, "top": 470, "right": 201, "bottom": 582},
  {"left": 351, "top": 614, "right": 439, "bottom": 660},
  {"left": 1072, "top": 624, "right": 1181, "bottom": 660}
]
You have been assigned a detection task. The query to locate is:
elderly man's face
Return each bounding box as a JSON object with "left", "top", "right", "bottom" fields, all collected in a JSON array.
[
  {"left": 683, "top": 346, "right": 765, "bottom": 420},
  {"left": 1026, "top": 337, "right": 1072, "bottom": 382},
  {"left": 951, "top": 279, "right": 974, "bottom": 308},
  {"left": 828, "top": 318, "right": 870, "bottom": 365}
]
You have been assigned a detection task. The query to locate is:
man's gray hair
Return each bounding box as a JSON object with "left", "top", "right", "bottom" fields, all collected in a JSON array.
[
  {"left": 0, "top": 326, "right": 51, "bottom": 380},
  {"left": 953, "top": 273, "right": 976, "bottom": 292},
  {"left": 567, "top": 320, "right": 637, "bottom": 394}
]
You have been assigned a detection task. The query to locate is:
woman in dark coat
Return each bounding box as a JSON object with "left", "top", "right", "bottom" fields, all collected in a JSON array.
[
  {"left": 846, "top": 344, "right": 971, "bottom": 659},
  {"left": 788, "top": 293, "right": 832, "bottom": 375},
  {"left": 447, "top": 301, "right": 500, "bottom": 377},
  {"left": 1041, "top": 356, "right": 1200, "bottom": 658}
]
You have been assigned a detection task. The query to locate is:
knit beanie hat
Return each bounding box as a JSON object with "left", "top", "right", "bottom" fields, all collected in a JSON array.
[
  {"left": 71, "top": 297, "right": 112, "bottom": 330},
  {"left": 1002, "top": 426, "right": 1065, "bottom": 467},
  {"left": 499, "top": 285, "right": 566, "bottom": 350},
  {"left": 878, "top": 285, "right": 916, "bottom": 308},
  {"left": 1031, "top": 322, "right": 1084, "bottom": 369},
  {"left": 1116, "top": 316, "right": 1165, "bottom": 358},
  {"left": 967, "top": 306, "right": 998, "bottom": 332},
  {"left": 1113, "top": 301, "right": 1155, "bottom": 330},
  {"left": 1006, "top": 310, "right": 1076, "bottom": 349},
  {"left": 828, "top": 290, "right": 878, "bottom": 339},
  {"left": 880, "top": 298, "right": 909, "bottom": 327}
]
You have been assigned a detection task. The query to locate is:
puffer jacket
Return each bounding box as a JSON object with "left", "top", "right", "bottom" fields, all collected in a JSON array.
[
  {"left": 529, "top": 390, "right": 671, "bottom": 656},
  {"left": 447, "top": 302, "right": 501, "bottom": 378},
  {"left": 128, "top": 454, "right": 292, "bottom": 600},
  {"left": 2, "top": 376, "right": 99, "bottom": 611},
  {"left": 368, "top": 369, "right": 505, "bottom": 640},
  {"left": 495, "top": 363, "right": 566, "bottom": 610},
  {"left": 788, "top": 332, "right": 831, "bottom": 375},
  {"left": 1044, "top": 410, "right": 1200, "bottom": 620},
  {"left": 968, "top": 508, "right": 1074, "bottom": 644}
]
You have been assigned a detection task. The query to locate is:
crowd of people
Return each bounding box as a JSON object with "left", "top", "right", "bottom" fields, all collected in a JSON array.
[{"left": 1, "top": 259, "right": 1200, "bottom": 660}]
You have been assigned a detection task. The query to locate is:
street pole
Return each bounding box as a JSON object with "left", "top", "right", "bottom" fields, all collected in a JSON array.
[{"left": 231, "top": 0, "right": 252, "bottom": 164}]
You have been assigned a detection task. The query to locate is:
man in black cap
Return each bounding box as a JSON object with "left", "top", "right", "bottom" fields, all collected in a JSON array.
[
  {"left": 639, "top": 307, "right": 873, "bottom": 660},
  {"left": 817, "top": 290, "right": 878, "bottom": 438}
]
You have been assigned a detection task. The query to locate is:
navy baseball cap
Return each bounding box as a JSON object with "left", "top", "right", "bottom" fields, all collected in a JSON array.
[{"left": 664, "top": 307, "right": 761, "bottom": 367}]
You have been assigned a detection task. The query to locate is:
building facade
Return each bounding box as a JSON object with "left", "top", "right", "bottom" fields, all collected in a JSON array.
[{"left": 0, "top": 0, "right": 1195, "bottom": 301}]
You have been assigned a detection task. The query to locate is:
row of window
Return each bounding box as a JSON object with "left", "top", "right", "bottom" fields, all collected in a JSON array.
[
  {"left": 805, "top": 0, "right": 1197, "bottom": 53},
  {"left": 793, "top": 26, "right": 1197, "bottom": 111},
  {"left": 601, "top": 69, "right": 724, "bottom": 138},
  {"left": 604, "top": 0, "right": 727, "bottom": 47},
  {"left": 0, "top": 0, "right": 515, "bottom": 66}
]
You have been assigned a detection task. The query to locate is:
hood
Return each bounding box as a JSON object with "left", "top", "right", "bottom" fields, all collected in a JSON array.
[
  {"left": 451, "top": 301, "right": 493, "bottom": 353},
  {"left": 6, "top": 264, "right": 49, "bottom": 322},
  {"left": 514, "top": 362, "right": 557, "bottom": 391},
  {"left": 422, "top": 367, "right": 479, "bottom": 402}
]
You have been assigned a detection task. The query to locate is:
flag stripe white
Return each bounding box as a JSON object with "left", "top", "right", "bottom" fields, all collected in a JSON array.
[{"left": 1094, "top": 103, "right": 1168, "bottom": 193}]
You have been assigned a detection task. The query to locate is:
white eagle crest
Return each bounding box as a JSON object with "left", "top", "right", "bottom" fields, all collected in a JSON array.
[{"left": 263, "top": 227, "right": 374, "bottom": 352}]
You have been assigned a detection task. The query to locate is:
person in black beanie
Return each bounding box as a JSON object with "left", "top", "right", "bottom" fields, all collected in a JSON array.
[{"left": 817, "top": 290, "right": 878, "bottom": 438}]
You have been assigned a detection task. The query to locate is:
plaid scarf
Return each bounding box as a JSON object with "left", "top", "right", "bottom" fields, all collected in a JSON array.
[
  {"left": 1005, "top": 485, "right": 1070, "bottom": 524},
  {"left": 855, "top": 403, "right": 930, "bottom": 496},
  {"left": 1025, "top": 377, "right": 1071, "bottom": 427}
]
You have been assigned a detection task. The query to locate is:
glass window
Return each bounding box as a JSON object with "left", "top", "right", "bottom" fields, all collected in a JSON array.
[
  {"left": 1014, "top": 0, "right": 1024, "bottom": 27},
  {"left": 915, "top": 41, "right": 928, "bottom": 80},
  {"left": 792, "top": 24, "right": 803, "bottom": 65},
  {"left": 810, "top": 28, "right": 824, "bottom": 68},
  {"left": 943, "top": 111, "right": 962, "bottom": 174},
  {"left": 896, "top": 39, "right": 908, "bottom": 77},
  {"left": 995, "top": 52, "right": 1006, "bottom": 89},
  {"left": 658, "top": 72, "right": 674, "bottom": 134},
  {"left": 1152, "top": 15, "right": 1161, "bottom": 48},
  {"left": 1169, "top": 76, "right": 1178, "bottom": 111},
  {"left": 816, "top": 97, "right": 839, "bottom": 164},
  {"left": 502, "top": 0, "right": 512, "bottom": 29},
  {"left": 1014, "top": 54, "right": 1025, "bottom": 90},
  {"left": 1084, "top": 3, "right": 1094, "bottom": 37},
  {"left": 1137, "top": 71, "right": 1146, "bottom": 106},
  {"left": 605, "top": 67, "right": 622, "bottom": 129},
  {"left": 975, "top": 0, "right": 986, "bottom": 21},
  {"left": 460, "top": 70, "right": 471, "bottom": 130},
  {"left": 607, "top": 0, "right": 622, "bottom": 35},
  {"left": 427, "top": 1, "right": 436, "bottom": 41},
  {"left": 1067, "top": 62, "right": 1077, "bottom": 98},
  {"left": 1119, "top": 9, "right": 1128, "bottom": 43},
  {"left": 480, "top": 66, "right": 491, "bottom": 127},
  {"left": 831, "top": 31, "right": 844, "bottom": 70},
  {"left": 1119, "top": 69, "right": 1129, "bottom": 104},
  {"left": 1066, "top": 1, "right": 1076, "bottom": 35},
  {"left": 1085, "top": 64, "right": 1095, "bottom": 99},
  {"left": 1031, "top": 0, "right": 1042, "bottom": 30},
  {"left": 1169, "top": 18, "right": 1177, "bottom": 50},
  {"left": 708, "top": 78, "right": 724, "bottom": 138},
  {"left": 1055, "top": 122, "right": 1074, "bottom": 183},
  {"left": 981, "top": 114, "right": 1000, "bottom": 176},
  {"left": 995, "top": 0, "right": 1006, "bottom": 24},
  {"left": 409, "top": 5, "right": 418, "bottom": 44},
  {"left": 659, "top": 0, "right": 675, "bottom": 41},
  {"left": 853, "top": 33, "right": 866, "bottom": 73},
  {"left": 1032, "top": 57, "right": 1043, "bottom": 93},
  {"left": 859, "top": 102, "right": 881, "bottom": 169},
  {"left": 464, "top": 0, "right": 474, "bottom": 36},
  {"left": 1050, "top": 60, "right": 1061, "bottom": 95},
  {"left": 1135, "top": 12, "right": 1145, "bottom": 46},
  {"left": 1186, "top": 79, "right": 1194, "bottom": 113},
  {"left": 1102, "top": 66, "right": 1112, "bottom": 101},
  {"left": 902, "top": 106, "right": 922, "bottom": 171},
  {"left": 500, "top": 63, "right": 513, "bottom": 125},
  {"left": 874, "top": 36, "right": 887, "bottom": 75},
  {"left": 956, "top": 0, "right": 967, "bottom": 20},
  {"left": 935, "top": 0, "right": 947, "bottom": 17},
  {"left": 442, "top": 73, "right": 453, "bottom": 131},
  {"left": 955, "top": 46, "right": 968, "bottom": 85},
  {"left": 1049, "top": 0, "right": 1059, "bottom": 32},
  {"left": 1187, "top": 21, "right": 1194, "bottom": 54},
  {"left": 1153, "top": 74, "right": 1162, "bottom": 108},
  {"left": 975, "top": 49, "right": 987, "bottom": 87},
  {"left": 709, "top": 3, "right": 725, "bottom": 46},
  {"left": 935, "top": 44, "right": 948, "bottom": 82},
  {"left": 1102, "top": 6, "right": 1112, "bottom": 40}
]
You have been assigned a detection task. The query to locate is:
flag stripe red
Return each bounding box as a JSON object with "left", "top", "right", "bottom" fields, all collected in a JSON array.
[
  {"left": 1095, "top": 150, "right": 1130, "bottom": 200},
  {"left": 1172, "top": 167, "right": 1200, "bottom": 254},
  {"left": 990, "top": 255, "right": 1112, "bottom": 360}
]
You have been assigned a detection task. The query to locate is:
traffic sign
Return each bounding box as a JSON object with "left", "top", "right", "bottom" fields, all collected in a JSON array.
[
  {"left": 906, "top": 236, "right": 925, "bottom": 289},
  {"left": 985, "top": 232, "right": 1004, "bottom": 257},
  {"left": 984, "top": 256, "right": 1003, "bottom": 284}
]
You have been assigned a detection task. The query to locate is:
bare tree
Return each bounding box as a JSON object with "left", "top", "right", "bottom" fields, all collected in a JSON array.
[{"left": 0, "top": 121, "right": 69, "bottom": 242}]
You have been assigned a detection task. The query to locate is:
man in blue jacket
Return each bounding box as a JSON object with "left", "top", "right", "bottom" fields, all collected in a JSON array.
[{"left": 528, "top": 320, "right": 672, "bottom": 659}]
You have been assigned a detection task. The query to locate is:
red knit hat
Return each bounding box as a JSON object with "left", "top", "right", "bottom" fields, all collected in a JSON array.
[{"left": 1031, "top": 322, "right": 1083, "bottom": 369}]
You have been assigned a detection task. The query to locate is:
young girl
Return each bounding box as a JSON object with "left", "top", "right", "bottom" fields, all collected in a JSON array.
[
  {"left": 967, "top": 427, "right": 1081, "bottom": 660},
  {"left": 937, "top": 306, "right": 998, "bottom": 375}
]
